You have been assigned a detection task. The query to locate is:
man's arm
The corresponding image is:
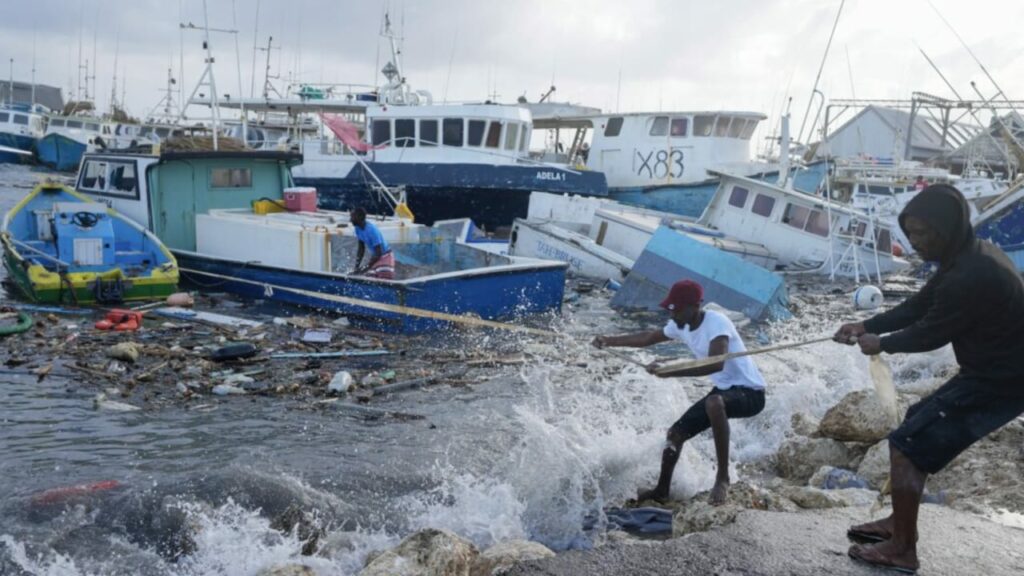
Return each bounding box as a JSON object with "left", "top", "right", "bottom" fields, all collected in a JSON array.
[
  {"left": 353, "top": 241, "right": 365, "bottom": 272},
  {"left": 875, "top": 276, "right": 975, "bottom": 354},
  {"left": 862, "top": 279, "right": 938, "bottom": 335},
  {"left": 593, "top": 330, "right": 669, "bottom": 349},
  {"left": 654, "top": 335, "right": 729, "bottom": 378}
]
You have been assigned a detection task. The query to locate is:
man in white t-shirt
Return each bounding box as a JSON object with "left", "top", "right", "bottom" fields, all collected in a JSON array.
[{"left": 593, "top": 279, "right": 766, "bottom": 505}]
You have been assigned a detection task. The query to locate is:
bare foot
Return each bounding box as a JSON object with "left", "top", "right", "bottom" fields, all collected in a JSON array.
[
  {"left": 709, "top": 480, "right": 729, "bottom": 506},
  {"left": 848, "top": 542, "right": 919, "bottom": 574},
  {"left": 636, "top": 487, "right": 669, "bottom": 503}
]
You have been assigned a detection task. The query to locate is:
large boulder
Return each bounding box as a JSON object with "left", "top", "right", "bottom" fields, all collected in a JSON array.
[
  {"left": 790, "top": 412, "right": 820, "bottom": 438},
  {"left": 360, "top": 528, "right": 478, "bottom": 576},
  {"left": 775, "top": 437, "right": 855, "bottom": 483},
  {"left": 817, "top": 390, "right": 899, "bottom": 443},
  {"left": 672, "top": 482, "right": 796, "bottom": 537},
  {"left": 470, "top": 540, "right": 555, "bottom": 576},
  {"left": 856, "top": 441, "right": 891, "bottom": 490}
]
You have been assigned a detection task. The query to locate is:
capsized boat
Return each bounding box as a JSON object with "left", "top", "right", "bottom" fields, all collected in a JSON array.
[{"left": 1, "top": 181, "right": 179, "bottom": 304}]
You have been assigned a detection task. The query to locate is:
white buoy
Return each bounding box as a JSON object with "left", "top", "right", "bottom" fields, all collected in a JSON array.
[{"left": 853, "top": 285, "right": 884, "bottom": 310}]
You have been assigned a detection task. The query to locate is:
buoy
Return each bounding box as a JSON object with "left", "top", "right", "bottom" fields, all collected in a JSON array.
[{"left": 853, "top": 285, "right": 883, "bottom": 310}]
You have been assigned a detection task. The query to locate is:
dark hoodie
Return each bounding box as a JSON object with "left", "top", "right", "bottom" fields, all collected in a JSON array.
[{"left": 863, "top": 184, "right": 1024, "bottom": 391}]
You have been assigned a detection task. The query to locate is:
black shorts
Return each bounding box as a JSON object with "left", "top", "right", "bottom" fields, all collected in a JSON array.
[
  {"left": 669, "top": 386, "right": 766, "bottom": 439},
  {"left": 889, "top": 375, "right": 1024, "bottom": 474}
]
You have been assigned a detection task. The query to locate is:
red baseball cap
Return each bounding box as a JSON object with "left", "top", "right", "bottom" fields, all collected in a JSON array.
[{"left": 660, "top": 280, "right": 704, "bottom": 310}]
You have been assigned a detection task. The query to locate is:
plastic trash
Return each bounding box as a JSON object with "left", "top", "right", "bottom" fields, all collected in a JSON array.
[
  {"left": 209, "top": 342, "right": 259, "bottom": 362},
  {"left": 165, "top": 292, "right": 195, "bottom": 307},
  {"left": 820, "top": 468, "right": 871, "bottom": 490},
  {"left": 211, "top": 384, "right": 247, "bottom": 396},
  {"left": 328, "top": 371, "right": 354, "bottom": 394},
  {"left": 853, "top": 285, "right": 884, "bottom": 310}
]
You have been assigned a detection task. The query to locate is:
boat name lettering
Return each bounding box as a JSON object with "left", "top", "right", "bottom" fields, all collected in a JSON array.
[
  {"left": 535, "top": 170, "right": 566, "bottom": 181},
  {"left": 635, "top": 149, "right": 684, "bottom": 179},
  {"left": 535, "top": 240, "right": 584, "bottom": 270}
]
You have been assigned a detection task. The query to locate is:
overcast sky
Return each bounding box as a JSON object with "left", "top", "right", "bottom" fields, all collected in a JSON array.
[{"left": 2, "top": 0, "right": 1023, "bottom": 145}]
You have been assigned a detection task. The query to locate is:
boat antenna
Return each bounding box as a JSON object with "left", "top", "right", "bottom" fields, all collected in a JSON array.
[
  {"left": 31, "top": 25, "right": 36, "bottom": 109},
  {"left": 250, "top": 0, "right": 261, "bottom": 98},
  {"left": 7, "top": 59, "right": 12, "bottom": 107},
  {"left": 110, "top": 27, "right": 120, "bottom": 115},
  {"left": 180, "top": 0, "right": 238, "bottom": 149},
  {"left": 795, "top": 0, "right": 844, "bottom": 148},
  {"left": 443, "top": 25, "right": 457, "bottom": 103}
]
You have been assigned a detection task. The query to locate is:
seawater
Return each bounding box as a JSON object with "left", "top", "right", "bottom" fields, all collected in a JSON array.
[{"left": 0, "top": 163, "right": 956, "bottom": 575}]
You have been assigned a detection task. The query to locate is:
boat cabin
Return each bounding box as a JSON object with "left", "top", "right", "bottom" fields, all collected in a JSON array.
[
  {"left": 0, "top": 105, "right": 46, "bottom": 140},
  {"left": 533, "top": 111, "right": 767, "bottom": 189},
  {"left": 699, "top": 172, "right": 906, "bottom": 278}
]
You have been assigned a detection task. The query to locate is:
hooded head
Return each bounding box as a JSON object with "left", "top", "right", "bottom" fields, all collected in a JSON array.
[{"left": 897, "top": 184, "right": 974, "bottom": 265}]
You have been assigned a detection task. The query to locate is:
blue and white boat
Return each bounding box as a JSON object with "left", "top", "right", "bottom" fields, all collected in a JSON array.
[
  {"left": 0, "top": 104, "right": 45, "bottom": 164},
  {"left": 74, "top": 150, "right": 568, "bottom": 333},
  {"left": 209, "top": 18, "right": 608, "bottom": 232},
  {"left": 974, "top": 185, "right": 1024, "bottom": 271},
  {"left": 36, "top": 116, "right": 115, "bottom": 171}
]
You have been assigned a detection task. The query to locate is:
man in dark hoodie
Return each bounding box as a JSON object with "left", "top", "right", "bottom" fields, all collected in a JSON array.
[{"left": 834, "top": 184, "right": 1024, "bottom": 574}]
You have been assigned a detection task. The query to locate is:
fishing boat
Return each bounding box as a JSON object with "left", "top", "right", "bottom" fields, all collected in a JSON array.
[
  {"left": 208, "top": 18, "right": 608, "bottom": 231},
  {"left": 973, "top": 181, "right": 1024, "bottom": 271},
  {"left": 0, "top": 104, "right": 46, "bottom": 164},
  {"left": 73, "top": 150, "right": 568, "bottom": 333},
  {"left": 35, "top": 116, "right": 115, "bottom": 171},
  {"left": 1, "top": 181, "right": 179, "bottom": 304},
  {"left": 508, "top": 192, "right": 775, "bottom": 282}
]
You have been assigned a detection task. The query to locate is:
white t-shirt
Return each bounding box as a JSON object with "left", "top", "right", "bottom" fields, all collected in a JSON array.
[{"left": 663, "top": 309, "right": 766, "bottom": 391}]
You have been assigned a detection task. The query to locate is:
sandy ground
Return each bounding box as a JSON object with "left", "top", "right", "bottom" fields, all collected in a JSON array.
[{"left": 505, "top": 505, "right": 1024, "bottom": 576}]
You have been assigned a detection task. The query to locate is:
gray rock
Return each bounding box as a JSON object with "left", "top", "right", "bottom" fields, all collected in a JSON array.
[
  {"left": 856, "top": 441, "right": 891, "bottom": 490},
  {"left": 471, "top": 540, "right": 555, "bottom": 576},
  {"left": 502, "top": 505, "right": 1024, "bottom": 576},
  {"left": 776, "top": 437, "right": 855, "bottom": 483},
  {"left": 359, "top": 528, "right": 478, "bottom": 576},
  {"left": 672, "top": 482, "right": 796, "bottom": 537},
  {"left": 818, "top": 390, "right": 898, "bottom": 443},
  {"left": 779, "top": 486, "right": 878, "bottom": 509},
  {"left": 790, "top": 412, "right": 820, "bottom": 437}
]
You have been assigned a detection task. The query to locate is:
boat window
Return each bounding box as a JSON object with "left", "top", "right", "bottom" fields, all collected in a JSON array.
[
  {"left": 728, "top": 118, "right": 746, "bottom": 138},
  {"left": 714, "top": 117, "right": 730, "bottom": 137},
  {"left": 86, "top": 123, "right": 100, "bottom": 131},
  {"left": 67, "top": 120, "right": 83, "bottom": 129},
  {"left": 0, "top": 112, "right": 8, "bottom": 122},
  {"left": 694, "top": 115, "right": 714, "bottom": 137},
  {"left": 604, "top": 117, "right": 623, "bottom": 137},
  {"left": 395, "top": 119, "right": 415, "bottom": 148},
  {"left": 81, "top": 161, "right": 109, "bottom": 190},
  {"left": 156, "top": 127, "right": 170, "bottom": 138},
  {"left": 140, "top": 127, "right": 153, "bottom": 136},
  {"left": 670, "top": 118, "right": 688, "bottom": 138},
  {"left": 728, "top": 185, "right": 749, "bottom": 208},
  {"left": 420, "top": 119, "right": 438, "bottom": 146},
  {"left": 875, "top": 228, "right": 892, "bottom": 253},
  {"left": 371, "top": 119, "right": 391, "bottom": 146},
  {"left": 519, "top": 125, "right": 529, "bottom": 151},
  {"left": 102, "top": 125, "right": 111, "bottom": 134},
  {"left": 505, "top": 123, "right": 519, "bottom": 150},
  {"left": 467, "top": 120, "right": 486, "bottom": 146},
  {"left": 782, "top": 203, "right": 810, "bottom": 229},
  {"left": 485, "top": 121, "right": 502, "bottom": 148},
  {"left": 805, "top": 209, "right": 830, "bottom": 237},
  {"left": 49, "top": 118, "right": 63, "bottom": 127},
  {"left": 855, "top": 221, "right": 867, "bottom": 238},
  {"left": 210, "top": 168, "right": 252, "bottom": 188},
  {"left": 649, "top": 116, "right": 669, "bottom": 136},
  {"left": 751, "top": 194, "right": 775, "bottom": 217},
  {"left": 13, "top": 114, "right": 28, "bottom": 126},
  {"left": 868, "top": 185, "right": 891, "bottom": 195},
  {"left": 740, "top": 120, "right": 757, "bottom": 140},
  {"left": 443, "top": 118, "right": 463, "bottom": 147},
  {"left": 107, "top": 162, "right": 138, "bottom": 195}
]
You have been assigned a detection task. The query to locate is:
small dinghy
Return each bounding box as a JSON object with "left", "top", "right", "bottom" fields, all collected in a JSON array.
[{"left": 1, "top": 181, "right": 179, "bottom": 304}]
